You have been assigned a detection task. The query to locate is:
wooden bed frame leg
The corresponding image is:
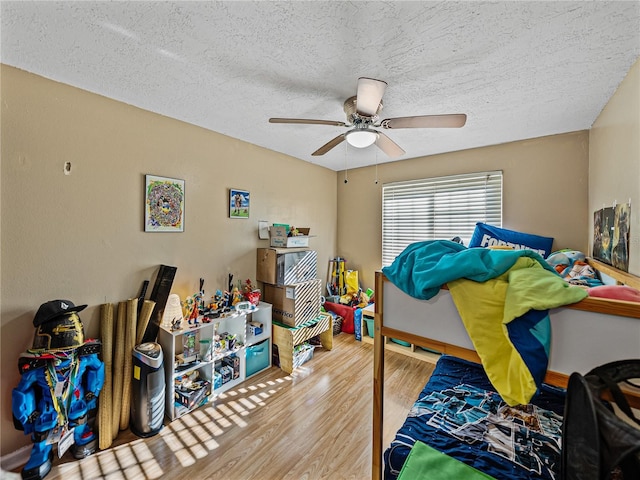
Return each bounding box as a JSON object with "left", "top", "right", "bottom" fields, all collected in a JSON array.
[{"left": 372, "top": 272, "right": 385, "bottom": 480}]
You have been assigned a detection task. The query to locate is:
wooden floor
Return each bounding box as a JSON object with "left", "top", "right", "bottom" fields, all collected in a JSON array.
[{"left": 19, "top": 334, "right": 436, "bottom": 480}]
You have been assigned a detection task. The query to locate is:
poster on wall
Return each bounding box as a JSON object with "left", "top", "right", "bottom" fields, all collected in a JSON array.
[
  {"left": 593, "top": 210, "right": 603, "bottom": 260},
  {"left": 593, "top": 204, "right": 630, "bottom": 271},
  {"left": 144, "top": 175, "right": 185, "bottom": 232},
  {"left": 229, "top": 188, "right": 250, "bottom": 219},
  {"left": 598, "top": 207, "right": 615, "bottom": 264},
  {"left": 612, "top": 202, "right": 630, "bottom": 271}
]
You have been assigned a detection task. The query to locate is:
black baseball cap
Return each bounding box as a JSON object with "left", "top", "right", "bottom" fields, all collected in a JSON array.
[{"left": 33, "top": 299, "right": 87, "bottom": 327}]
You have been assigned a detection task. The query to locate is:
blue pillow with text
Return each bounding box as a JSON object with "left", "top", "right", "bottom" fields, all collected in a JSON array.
[{"left": 469, "top": 223, "right": 554, "bottom": 258}]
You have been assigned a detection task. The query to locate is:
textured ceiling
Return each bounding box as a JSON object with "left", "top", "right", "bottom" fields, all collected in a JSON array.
[{"left": 2, "top": 1, "right": 639, "bottom": 171}]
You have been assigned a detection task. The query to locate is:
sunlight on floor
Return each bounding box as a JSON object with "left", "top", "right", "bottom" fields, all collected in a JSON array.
[
  {"left": 56, "top": 439, "right": 163, "bottom": 479},
  {"left": 48, "top": 372, "right": 293, "bottom": 479}
]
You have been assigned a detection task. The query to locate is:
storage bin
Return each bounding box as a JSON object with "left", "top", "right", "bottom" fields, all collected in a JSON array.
[
  {"left": 246, "top": 338, "right": 271, "bottom": 377},
  {"left": 272, "top": 313, "right": 332, "bottom": 374},
  {"left": 365, "top": 317, "right": 375, "bottom": 338},
  {"left": 269, "top": 226, "right": 311, "bottom": 248},
  {"left": 331, "top": 314, "right": 343, "bottom": 335},
  {"left": 292, "top": 343, "right": 314, "bottom": 369},
  {"left": 390, "top": 338, "right": 411, "bottom": 347}
]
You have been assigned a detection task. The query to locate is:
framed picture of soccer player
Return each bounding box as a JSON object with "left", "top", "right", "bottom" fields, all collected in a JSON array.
[{"left": 229, "top": 188, "right": 250, "bottom": 219}]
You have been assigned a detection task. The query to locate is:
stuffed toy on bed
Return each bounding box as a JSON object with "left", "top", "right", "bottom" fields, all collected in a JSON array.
[{"left": 545, "top": 250, "right": 603, "bottom": 287}]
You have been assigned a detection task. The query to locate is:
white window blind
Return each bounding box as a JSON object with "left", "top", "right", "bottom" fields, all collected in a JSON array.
[{"left": 382, "top": 171, "right": 503, "bottom": 266}]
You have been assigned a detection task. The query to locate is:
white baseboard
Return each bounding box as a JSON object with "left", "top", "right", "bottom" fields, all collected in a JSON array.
[{"left": 0, "top": 444, "right": 29, "bottom": 473}]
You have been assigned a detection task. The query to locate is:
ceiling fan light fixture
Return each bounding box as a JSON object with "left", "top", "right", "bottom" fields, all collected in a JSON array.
[
  {"left": 346, "top": 129, "right": 378, "bottom": 148},
  {"left": 269, "top": 77, "right": 467, "bottom": 158}
]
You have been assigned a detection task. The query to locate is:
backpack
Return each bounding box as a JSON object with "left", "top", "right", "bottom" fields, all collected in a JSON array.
[{"left": 562, "top": 359, "right": 640, "bottom": 479}]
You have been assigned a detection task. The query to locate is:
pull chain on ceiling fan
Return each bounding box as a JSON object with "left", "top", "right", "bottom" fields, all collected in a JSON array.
[
  {"left": 269, "top": 77, "right": 467, "bottom": 158},
  {"left": 343, "top": 140, "right": 348, "bottom": 184}
]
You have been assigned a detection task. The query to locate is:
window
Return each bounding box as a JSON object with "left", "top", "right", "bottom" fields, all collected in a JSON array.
[{"left": 382, "top": 171, "right": 502, "bottom": 266}]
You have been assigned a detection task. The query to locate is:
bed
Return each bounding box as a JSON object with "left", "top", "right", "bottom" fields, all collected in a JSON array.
[
  {"left": 372, "top": 247, "right": 640, "bottom": 480},
  {"left": 384, "top": 354, "right": 566, "bottom": 480}
]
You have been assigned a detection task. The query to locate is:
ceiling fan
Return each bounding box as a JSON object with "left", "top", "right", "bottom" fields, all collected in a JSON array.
[{"left": 269, "top": 77, "right": 467, "bottom": 158}]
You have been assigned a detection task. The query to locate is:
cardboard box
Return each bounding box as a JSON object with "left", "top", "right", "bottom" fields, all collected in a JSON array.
[
  {"left": 264, "top": 278, "right": 322, "bottom": 327},
  {"left": 269, "top": 226, "right": 311, "bottom": 248},
  {"left": 223, "top": 355, "right": 240, "bottom": 379},
  {"left": 248, "top": 322, "right": 263, "bottom": 336},
  {"left": 220, "top": 365, "right": 233, "bottom": 384},
  {"left": 257, "top": 248, "right": 317, "bottom": 285},
  {"left": 213, "top": 371, "right": 222, "bottom": 390},
  {"left": 175, "top": 380, "right": 211, "bottom": 409}
]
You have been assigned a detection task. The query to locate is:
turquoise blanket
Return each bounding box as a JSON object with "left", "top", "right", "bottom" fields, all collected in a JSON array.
[
  {"left": 382, "top": 240, "right": 587, "bottom": 404},
  {"left": 382, "top": 240, "right": 558, "bottom": 299}
]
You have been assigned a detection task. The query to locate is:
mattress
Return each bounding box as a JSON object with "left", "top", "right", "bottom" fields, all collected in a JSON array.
[{"left": 384, "top": 355, "right": 566, "bottom": 480}]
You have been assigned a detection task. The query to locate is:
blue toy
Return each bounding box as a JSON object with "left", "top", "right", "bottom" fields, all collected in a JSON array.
[
  {"left": 12, "top": 300, "right": 105, "bottom": 480},
  {"left": 546, "top": 250, "right": 603, "bottom": 287},
  {"left": 546, "top": 249, "right": 586, "bottom": 276}
]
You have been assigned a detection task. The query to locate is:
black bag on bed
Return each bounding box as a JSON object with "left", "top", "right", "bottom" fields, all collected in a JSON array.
[{"left": 562, "top": 359, "right": 640, "bottom": 480}]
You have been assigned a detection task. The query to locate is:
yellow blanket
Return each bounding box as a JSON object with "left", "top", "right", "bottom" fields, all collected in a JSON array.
[{"left": 448, "top": 256, "right": 587, "bottom": 405}]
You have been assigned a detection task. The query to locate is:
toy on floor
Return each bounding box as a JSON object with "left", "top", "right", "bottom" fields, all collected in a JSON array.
[{"left": 12, "top": 300, "right": 105, "bottom": 480}]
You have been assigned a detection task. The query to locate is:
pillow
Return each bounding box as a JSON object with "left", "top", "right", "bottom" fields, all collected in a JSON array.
[
  {"left": 468, "top": 223, "right": 554, "bottom": 258},
  {"left": 587, "top": 285, "right": 640, "bottom": 303}
]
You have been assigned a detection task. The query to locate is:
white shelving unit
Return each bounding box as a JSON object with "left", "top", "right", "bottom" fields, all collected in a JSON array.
[{"left": 157, "top": 302, "right": 272, "bottom": 421}]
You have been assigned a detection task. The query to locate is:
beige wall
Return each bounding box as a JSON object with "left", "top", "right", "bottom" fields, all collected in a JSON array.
[
  {"left": 336, "top": 132, "right": 590, "bottom": 291},
  {"left": 1, "top": 56, "right": 637, "bottom": 458},
  {"left": 0, "top": 65, "right": 338, "bottom": 456},
  {"left": 589, "top": 58, "right": 640, "bottom": 276}
]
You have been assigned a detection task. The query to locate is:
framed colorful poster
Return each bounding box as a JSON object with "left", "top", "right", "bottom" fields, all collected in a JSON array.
[
  {"left": 229, "top": 188, "right": 250, "bottom": 219},
  {"left": 145, "top": 175, "right": 185, "bottom": 232},
  {"left": 593, "top": 203, "right": 631, "bottom": 271},
  {"left": 612, "top": 202, "right": 630, "bottom": 272}
]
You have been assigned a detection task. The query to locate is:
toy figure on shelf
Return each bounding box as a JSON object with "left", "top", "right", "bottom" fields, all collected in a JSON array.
[
  {"left": 12, "top": 300, "right": 105, "bottom": 480},
  {"left": 184, "top": 278, "right": 207, "bottom": 327},
  {"left": 209, "top": 290, "right": 223, "bottom": 311},
  {"left": 197, "top": 278, "right": 207, "bottom": 319},
  {"left": 188, "top": 303, "right": 200, "bottom": 327},
  {"left": 231, "top": 287, "right": 243, "bottom": 306},
  {"left": 170, "top": 317, "right": 183, "bottom": 332},
  {"left": 242, "top": 278, "right": 256, "bottom": 295},
  {"left": 226, "top": 333, "right": 238, "bottom": 350},
  {"left": 183, "top": 295, "right": 200, "bottom": 327},
  {"left": 206, "top": 290, "right": 231, "bottom": 319},
  {"left": 242, "top": 278, "right": 261, "bottom": 305},
  {"left": 227, "top": 273, "right": 234, "bottom": 306}
]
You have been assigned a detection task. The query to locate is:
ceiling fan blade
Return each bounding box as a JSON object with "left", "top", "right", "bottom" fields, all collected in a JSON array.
[
  {"left": 312, "top": 134, "right": 346, "bottom": 156},
  {"left": 356, "top": 77, "right": 387, "bottom": 116},
  {"left": 381, "top": 114, "right": 467, "bottom": 129},
  {"left": 375, "top": 132, "right": 405, "bottom": 158},
  {"left": 269, "top": 118, "right": 347, "bottom": 127}
]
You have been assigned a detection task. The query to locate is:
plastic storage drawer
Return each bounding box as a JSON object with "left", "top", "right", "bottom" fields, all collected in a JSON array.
[{"left": 246, "top": 338, "right": 271, "bottom": 377}]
